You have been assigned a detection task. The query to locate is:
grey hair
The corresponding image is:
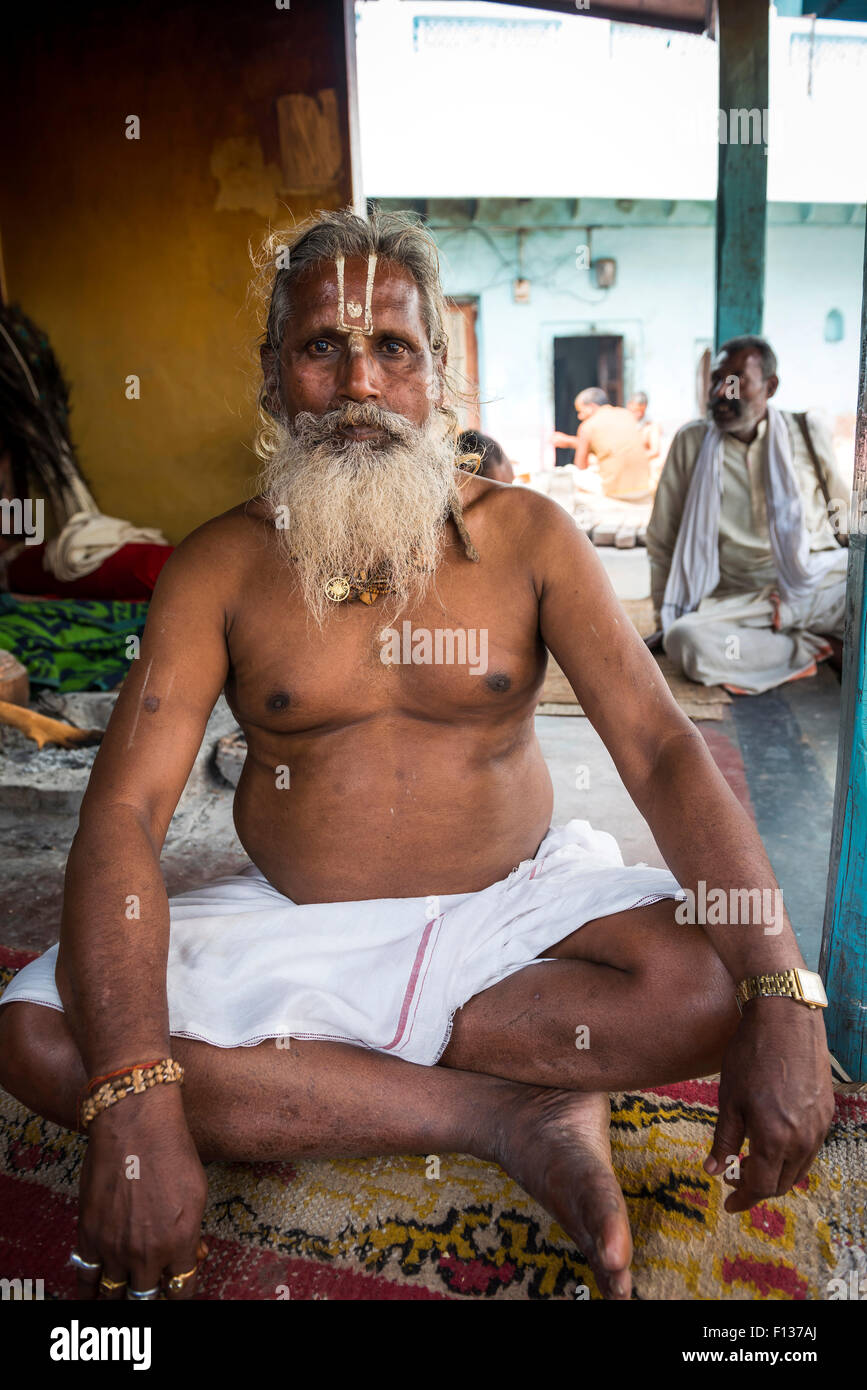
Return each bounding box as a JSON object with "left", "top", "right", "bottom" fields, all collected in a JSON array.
[
  {"left": 718, "top": 335, "right": 778, "bottom": 380},
  {"left": 576, "top": 387, "right": 609, "bottom": 408},
  {"left": 251, "top": 208, "right": 467, "bottom": 461}
]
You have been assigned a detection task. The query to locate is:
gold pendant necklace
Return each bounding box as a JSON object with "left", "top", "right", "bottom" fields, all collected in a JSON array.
[
  {"left": 324, "top": 571, "right": 393, "bottom": 605},
  {"left": 321, "top": 454, "right": 483, "bottom": 605},
  {"left": 325, "top": 560, "right": 432, "bottom": 605},
  {"left": 324, "top": 577, "right": 352, "bottom": 602}
]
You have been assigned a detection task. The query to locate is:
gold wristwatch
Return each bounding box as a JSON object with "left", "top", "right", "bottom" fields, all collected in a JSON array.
[{"left": 736, "top": 969, "right": 828, "bottom": 1014}]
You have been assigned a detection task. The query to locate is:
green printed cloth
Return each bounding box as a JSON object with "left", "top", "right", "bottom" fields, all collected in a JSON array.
[{"left": 0, "top": 594, "right": 147, "bottom": 691}]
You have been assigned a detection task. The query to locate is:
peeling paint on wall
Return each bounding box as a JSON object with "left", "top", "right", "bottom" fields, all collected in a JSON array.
[
  {"left": 3, "top": 0, "right": 357, "bottom": 543},
  {"left": 211, "top": 137, "right": 283, "bottom": 217},
  {"left": 277, "top": 89, "right": 343, "bottom": 193}
]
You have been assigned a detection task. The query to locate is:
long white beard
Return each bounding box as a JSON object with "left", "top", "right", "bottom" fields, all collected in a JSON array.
[{"left": 258, "top": 402, "right": 462, "bottom": 625}]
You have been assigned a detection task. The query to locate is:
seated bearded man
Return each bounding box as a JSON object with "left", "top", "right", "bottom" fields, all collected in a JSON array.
[
  {"left": 646, "top": 336, "right": 849, "bottom": 695},
  {"left": 0, "top": 211, "right": 835, "bottom": 1303}
]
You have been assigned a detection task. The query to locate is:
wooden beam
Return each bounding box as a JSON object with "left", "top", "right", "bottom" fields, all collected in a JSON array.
[
  {"left": 493, "top": 0, "right": 711, "bottom": 34},
  {"left": 343, "top": 0, "right": 365, "bottom": 216},
  {"left": 714, "top": 0, "right": 769, "bottom": 347},
  {"left": 820, "top": 215, "right": 867, "bottom": 1081}
]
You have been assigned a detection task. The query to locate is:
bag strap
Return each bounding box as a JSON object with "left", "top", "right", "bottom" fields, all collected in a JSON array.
[{"left": 793, "top": 411, "right": 847, "bottom": 547}]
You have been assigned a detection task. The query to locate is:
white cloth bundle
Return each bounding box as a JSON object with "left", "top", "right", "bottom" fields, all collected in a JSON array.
[
  {"left": 660, "top": 406, "right": 841, "bottom": 634},
  {"left": 43, "top": 510, "right": 169, "bottom": 582}
]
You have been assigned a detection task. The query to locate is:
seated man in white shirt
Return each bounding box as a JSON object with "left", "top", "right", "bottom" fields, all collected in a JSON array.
[{"left": 646, "top": 337, "right": 849, "bottom": 695}]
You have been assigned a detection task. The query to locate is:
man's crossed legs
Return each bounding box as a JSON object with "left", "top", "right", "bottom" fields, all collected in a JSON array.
[
  {"left": 0, "top": 900, "right": 739, "bottom": 1300},
  {"left": 664, "top": 560, "right": 847, "bottom": 696}
]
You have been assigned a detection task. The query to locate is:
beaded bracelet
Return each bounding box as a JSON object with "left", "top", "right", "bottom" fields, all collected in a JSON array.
[
  {"left": 87, "top": 1058, "right": 164, "bottom": 1092},
  {"left": 80, "top": 1058, "right": 184, "bottom": 1128},
  {"left": 76, "top": 1057, "right": 165, "bottom": 1130}
]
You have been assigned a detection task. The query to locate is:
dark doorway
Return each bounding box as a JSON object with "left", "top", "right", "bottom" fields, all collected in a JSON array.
[{"left": 553, "top": 335, "right": 624, "bottom": 466}]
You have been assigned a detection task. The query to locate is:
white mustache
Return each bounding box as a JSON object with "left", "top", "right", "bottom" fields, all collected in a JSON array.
[{"left": 291, "top": 403, "right": 418, "bottom": 447}]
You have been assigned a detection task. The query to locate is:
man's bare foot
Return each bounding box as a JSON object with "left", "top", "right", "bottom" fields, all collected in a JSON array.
[{"left": 489, "top": 1088, "right": 633, "bottom": 1300}]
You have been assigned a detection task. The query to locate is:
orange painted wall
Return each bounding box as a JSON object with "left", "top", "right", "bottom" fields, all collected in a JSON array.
[{"left": 0, "top": 0, "right": 357, "bottom": 542}]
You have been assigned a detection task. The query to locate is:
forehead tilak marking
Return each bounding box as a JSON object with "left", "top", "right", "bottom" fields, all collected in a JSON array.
[{"left": 335, "top": 253, "right": 378, "bottom": 335}]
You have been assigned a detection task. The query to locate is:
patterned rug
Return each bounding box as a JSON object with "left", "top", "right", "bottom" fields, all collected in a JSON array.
[{"left": 1, "top": 946, "right": 865, "bottom": 1300}]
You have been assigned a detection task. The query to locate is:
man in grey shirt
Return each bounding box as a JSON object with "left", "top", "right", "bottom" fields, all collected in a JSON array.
[{"left": 646, "top": 336, "right": 849, "bottom": 695}]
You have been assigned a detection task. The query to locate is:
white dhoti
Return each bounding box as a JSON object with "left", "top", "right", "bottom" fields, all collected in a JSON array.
[
  {"left": 0, "top": 820, "right": 682, "bottom": 1067},
  {"left": 664, "top": 549, "right": 848, "bottom": 697}
]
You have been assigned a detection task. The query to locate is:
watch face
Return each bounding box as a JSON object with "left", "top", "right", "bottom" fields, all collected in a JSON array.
[{"left": 797, "top": 971, "right": 828, "bottom": 1007}]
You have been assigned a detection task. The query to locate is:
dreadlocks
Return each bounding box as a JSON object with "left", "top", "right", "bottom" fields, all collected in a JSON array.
[{"left": 0, "top": 303, "right": 96, "bottom": 519}]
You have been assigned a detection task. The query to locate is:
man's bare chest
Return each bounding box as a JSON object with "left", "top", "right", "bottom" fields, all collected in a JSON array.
[{"left": 223, "top": 556, "right": 545, "bottom": 736}]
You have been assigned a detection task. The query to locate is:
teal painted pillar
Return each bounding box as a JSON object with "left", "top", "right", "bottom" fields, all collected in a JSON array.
[
  {"left": 714, "top": 0, "right": 769, "bottom": 347},
  {"left": 820, "top": 220, "right": 867, "bottom": 1081}
]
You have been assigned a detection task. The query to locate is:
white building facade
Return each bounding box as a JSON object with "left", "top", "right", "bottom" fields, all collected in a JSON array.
[{"left": 357, "top": 2, "right": 867, "bottom": 472}]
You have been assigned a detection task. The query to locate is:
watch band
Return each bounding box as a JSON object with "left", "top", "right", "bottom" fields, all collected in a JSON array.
[{"left": 736, "top": 969, "right": 827, "bottom": 1013}]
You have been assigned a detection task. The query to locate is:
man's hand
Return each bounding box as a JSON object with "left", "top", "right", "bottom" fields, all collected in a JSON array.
[
  {"left": 75, "top": 1085, "right": 209, "bottom": 1301},
  {"left": 705, "top": 997, "right": 835, "bottom": 1212},
  {"left": 550, "top": 431, "right": 576, "bottom": 449}
]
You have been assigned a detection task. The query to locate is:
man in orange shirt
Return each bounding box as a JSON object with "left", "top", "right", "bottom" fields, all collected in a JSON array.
[{"left": 553, "top": 389, "right": 654, "bottom": 501}]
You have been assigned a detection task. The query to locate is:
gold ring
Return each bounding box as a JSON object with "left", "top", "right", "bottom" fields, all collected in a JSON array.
[
  {"left": 99, "top": 1275, "right": 128, "bottom": 1292},
  {"left": 167, "top": 1265, "right": 198, "bottom": 1293}
]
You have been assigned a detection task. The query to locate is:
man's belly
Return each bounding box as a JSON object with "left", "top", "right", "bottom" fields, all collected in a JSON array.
[{"left": 231, "top": 727, "right": 554, "bottom": 904}]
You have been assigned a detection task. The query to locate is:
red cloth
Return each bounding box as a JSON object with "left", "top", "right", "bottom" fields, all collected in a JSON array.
[{"left": 5, "top": 542, "right": 173, "bottom": 600}]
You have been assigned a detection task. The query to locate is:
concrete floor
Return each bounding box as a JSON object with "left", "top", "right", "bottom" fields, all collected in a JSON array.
[{"left": 1, "top": 547, "right": 841, "bottom": 967}]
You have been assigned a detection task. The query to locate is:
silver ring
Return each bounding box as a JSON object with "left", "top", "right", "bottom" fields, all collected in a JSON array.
[
  {"left": 70, "top": 1250, "right": 102, "bottom": 1272},
  {"left": 126, "top": 1285, "right": 161, "bottom": 1300}
]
